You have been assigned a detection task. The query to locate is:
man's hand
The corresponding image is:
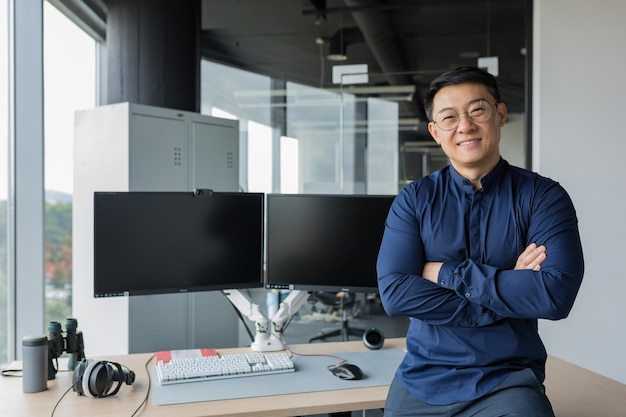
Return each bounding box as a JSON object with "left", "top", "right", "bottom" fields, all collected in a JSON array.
[{"left": 515, "top": 243, "right": 547, "bottom": 271}]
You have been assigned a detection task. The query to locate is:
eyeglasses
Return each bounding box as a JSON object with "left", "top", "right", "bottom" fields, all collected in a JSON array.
[{"left": 432, "top": 99, "right": 498, "bottom": 131}]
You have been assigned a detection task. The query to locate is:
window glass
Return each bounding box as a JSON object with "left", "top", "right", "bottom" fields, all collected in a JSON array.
[
  {"left": 202, "top": 60, "right": 273, "bottom": 193},
  {"left": 0, "top": 0, "right": 9, "bottom": 366},
  {"left": 246, "top": 120, "right": 273, "bottom": 193},
  {"left": 201, "top": 64, "right": 405, "bottom": 195},
  {"left": 43, "top": 3, "right": 96, "bottom": 325},
  {"left": 280, "top": 136, "right": 299, "bottom": 193},
  {"left": 365, "top": 96, "right": 399, "bottom": 194},
  {"left": 200, "top": 1, "right": 528, "bottom": 193},
  {"left": 285, "top": 81, "right": 358, "bottom": 194}
]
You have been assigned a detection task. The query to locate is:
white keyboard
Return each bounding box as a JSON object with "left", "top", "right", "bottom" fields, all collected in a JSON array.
[{"left": 155, "top": 351, "right": 295, "bottom": 385}]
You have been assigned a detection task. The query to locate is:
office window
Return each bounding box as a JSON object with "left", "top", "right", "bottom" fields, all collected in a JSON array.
[
  {"left": 0, "top": 0, "right": 9, "bottom": 366},
  {"left": 43, "top": 3, "right": 95, "bottom": 325}
]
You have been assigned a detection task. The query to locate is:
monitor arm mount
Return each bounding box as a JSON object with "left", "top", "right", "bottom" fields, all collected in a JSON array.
[{"left": 222, "top": 289, "right": 310, "bottom": 352}]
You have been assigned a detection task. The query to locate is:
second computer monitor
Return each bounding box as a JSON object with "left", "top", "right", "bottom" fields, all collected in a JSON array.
[{"left": 265, "top": 193, "right": 395, "bottom": 293}]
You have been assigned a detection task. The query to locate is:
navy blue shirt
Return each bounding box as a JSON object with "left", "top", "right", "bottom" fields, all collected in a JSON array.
[{"left": 377, "top": 158, "right": 584, "bottom": 405}]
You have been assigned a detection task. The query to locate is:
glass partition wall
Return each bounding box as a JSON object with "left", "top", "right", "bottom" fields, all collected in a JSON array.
[
  {"left": 200, "top": 1, "right": 529, "bottom": 345},
  {"left": 200, "top": 0, "right": 529, "bottom": 195},
  {"left": 202, "top": 62, "right": 403, "bottom": 195}
]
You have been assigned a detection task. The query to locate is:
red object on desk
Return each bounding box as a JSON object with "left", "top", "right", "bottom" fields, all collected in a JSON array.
[{"left": 156, "top": 348, "right": 218, "bottom": 364}]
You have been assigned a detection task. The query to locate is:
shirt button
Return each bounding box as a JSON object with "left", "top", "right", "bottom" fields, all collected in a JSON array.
[
  {"left": 440, "top": 280, "right": 446, "bottom": 286},
  {"left": 464, "top": 293, "right": 470, "bottom": 298}
]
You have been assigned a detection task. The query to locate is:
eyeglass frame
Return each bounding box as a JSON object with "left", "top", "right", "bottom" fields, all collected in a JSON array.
[{"left": 430, "top": 99, "right": 499, "bottom": 131}]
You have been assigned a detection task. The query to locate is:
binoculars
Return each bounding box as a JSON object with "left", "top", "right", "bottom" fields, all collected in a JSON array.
[{"left": 47, "top": 318, "right": 86, "bottom": 380}]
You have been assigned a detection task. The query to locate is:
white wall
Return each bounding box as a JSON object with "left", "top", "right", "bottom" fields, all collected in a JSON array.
[
  {"left": 500, "top": 112, "right": 525, "bottom": 168},
  {"left": 534, "top": 0, "right": 626, "bottom": 384}
]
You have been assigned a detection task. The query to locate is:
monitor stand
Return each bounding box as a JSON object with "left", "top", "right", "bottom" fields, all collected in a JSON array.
[{"left": 223, "top": 289, "right": 310, "bottom": 351}]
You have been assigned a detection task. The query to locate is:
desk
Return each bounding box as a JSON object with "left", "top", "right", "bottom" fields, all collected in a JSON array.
[{"left": 1, "top": 338, "right": 624, "bottom": 417}]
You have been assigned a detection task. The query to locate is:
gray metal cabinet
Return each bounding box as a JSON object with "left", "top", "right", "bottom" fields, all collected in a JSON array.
[{"left": 73, "top": 102, "right": 240, "bottom": 355}]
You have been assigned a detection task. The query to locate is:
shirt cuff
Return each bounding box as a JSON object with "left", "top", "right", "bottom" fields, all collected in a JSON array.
[{"left": 437, "top": 261, "right": 460, "bottom": 288}]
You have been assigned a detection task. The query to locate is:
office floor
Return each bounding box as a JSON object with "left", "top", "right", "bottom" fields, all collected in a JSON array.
[{"left": 273, "top": 293, "right": 409, "bottom": 417}]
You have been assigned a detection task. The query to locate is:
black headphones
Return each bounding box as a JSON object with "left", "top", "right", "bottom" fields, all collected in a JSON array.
[{"left": 72, "top": 359, "right": 135, "bottom": 398}]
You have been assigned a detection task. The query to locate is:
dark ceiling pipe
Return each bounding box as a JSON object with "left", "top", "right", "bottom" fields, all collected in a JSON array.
[
  {"left": 343, "top": 0, "right": 425, "bottom": 136},
  {"left": 343, "top": 0, "right": 412, "bottom": 86}
]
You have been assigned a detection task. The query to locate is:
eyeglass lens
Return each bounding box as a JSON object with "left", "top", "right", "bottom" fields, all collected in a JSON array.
[{"left": 434, "top": 99, "right": 494, "bottom": 131}]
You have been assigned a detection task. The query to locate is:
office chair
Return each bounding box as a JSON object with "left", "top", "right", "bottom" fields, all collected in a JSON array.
[{"left": 308, "top": 291, "right": 367, "bottom": 342}]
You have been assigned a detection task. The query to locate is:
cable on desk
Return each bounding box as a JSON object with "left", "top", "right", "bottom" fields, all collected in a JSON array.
[
  {"left": 131, "top": 353, "right": 155, "bottom": 417},
  {"left": 48, "top": 356, "right": 153, "bottom": 417},
  {"left": 2, "top": 365, "right": 73, "bottom": 378},
  {"left": 277, "top": 332, "right": 348, "bottom": 364},
  {"left": 50, "top": 378, "right": 81, "bottom": 417},
  {"left": 1, "top": 367, "right": 22, "bottom": 377}
]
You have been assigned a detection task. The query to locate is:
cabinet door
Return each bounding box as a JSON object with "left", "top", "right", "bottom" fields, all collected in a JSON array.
[
  {"left": 130, "top": 113, "right": 188, "bottom": 191},
  {"left": 191, "top": 120, "right": 239, "bottom": 192},
  {"left": 129, "top": 112, "right": 190, "bottom": 353}
]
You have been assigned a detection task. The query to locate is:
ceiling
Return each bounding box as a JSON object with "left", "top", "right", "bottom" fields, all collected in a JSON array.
[
  {"left": 56, "top": 0, "right": 529, "bottom": 142},
  {"left": 200, "top": 0, "right": 529, "bottom": 141}
]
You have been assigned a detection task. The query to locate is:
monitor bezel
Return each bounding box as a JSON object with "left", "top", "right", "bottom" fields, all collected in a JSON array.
[
  {"left": 264, "top": 193, "right": 394, "bottom": 294},
  {"left": 93, "top": 190, "right": 265, "bottom": 298}
]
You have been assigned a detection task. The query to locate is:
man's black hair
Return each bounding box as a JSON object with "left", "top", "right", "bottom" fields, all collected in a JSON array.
[{"left": 423, "top": 67, "right": 501, "bottom": 121}]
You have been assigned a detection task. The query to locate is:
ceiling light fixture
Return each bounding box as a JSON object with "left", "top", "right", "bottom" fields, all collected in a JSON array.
[
  {"left": 322, "top": 27, "right": 364, "bottom": 62},
  {"left": 327, "top": 38, "right": 348, "bottom": 61}
]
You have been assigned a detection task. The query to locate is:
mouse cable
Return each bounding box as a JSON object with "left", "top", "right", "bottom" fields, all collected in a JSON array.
[{"left": 276, "top": 332, "right": 348, "bottom": 364}]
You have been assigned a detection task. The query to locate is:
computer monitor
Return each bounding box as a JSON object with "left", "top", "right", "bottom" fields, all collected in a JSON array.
[
  {"left": 93, "top": 190, "right": 264, "bottom": 297},
  {"left": 265, "top": 193, "right": 394, "bottom": 293}
]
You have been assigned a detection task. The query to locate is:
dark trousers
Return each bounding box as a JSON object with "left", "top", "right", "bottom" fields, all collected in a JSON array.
[{"left": 384, "top": 368, "right": 555, "bottom": 417}]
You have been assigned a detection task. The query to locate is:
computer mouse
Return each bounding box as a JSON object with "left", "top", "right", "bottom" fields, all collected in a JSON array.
[{"left": 327, "top": 362, "right": 364, "bottom": 380}]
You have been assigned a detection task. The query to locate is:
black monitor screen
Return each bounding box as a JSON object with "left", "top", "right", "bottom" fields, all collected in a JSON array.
[
  {"left": 265, "top": 194, "right": 394, "bottom": 293},
  {"left": 94, "top": 191, "right": 264, "bottom": 297}
]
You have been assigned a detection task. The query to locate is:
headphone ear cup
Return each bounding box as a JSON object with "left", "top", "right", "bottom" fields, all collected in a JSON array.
[
  {"left": 87, "top": 361, "right": 115, "bottom": 398},
  {"left": 72, "top": 360, "right": 88, "bottom": 396},
  {"left": 76, "top": 360, "right": 108, "bottom": 398},
  {"left": 73, "top": 359, "right": 103, "bottom": 398}
]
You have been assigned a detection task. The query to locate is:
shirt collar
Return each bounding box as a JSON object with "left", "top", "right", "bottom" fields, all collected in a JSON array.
[{"left": 448, "top": 158, "right": 508, "bottom": 190}]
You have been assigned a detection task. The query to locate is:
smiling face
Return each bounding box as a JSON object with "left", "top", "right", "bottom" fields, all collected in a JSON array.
[{"left": 428, "top": 82, "right": 507, "bottom": 183}]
